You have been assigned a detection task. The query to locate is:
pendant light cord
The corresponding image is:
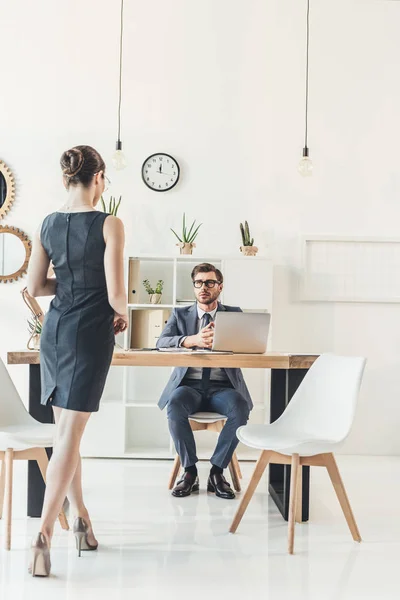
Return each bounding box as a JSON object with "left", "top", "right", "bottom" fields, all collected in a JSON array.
[
  {"left": 304, "top": 0, "right": 310, "bottom": 149},
  {"left": 117, "top": 0, "right": 124, "bottom": 143}
]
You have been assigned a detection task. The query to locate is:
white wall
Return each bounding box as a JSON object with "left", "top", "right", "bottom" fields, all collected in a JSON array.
[{"left": 1, "top": 0, "right": 400, "bottom": 454}]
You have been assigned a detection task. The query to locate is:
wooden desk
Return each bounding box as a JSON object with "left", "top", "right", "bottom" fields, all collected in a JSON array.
[{"left": 7, "top": 350, "right": 318, "bottom": 521}]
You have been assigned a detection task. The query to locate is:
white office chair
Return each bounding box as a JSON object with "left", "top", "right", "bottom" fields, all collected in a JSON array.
[
  {"left": 229, "top": 353, "right": 366, "bottom": 554},
  {"left": 168, "top": 412, "right": 242, "bottom": 492},
  {"left": 0, "top": 358, "right": 69, "bottom": 550}
]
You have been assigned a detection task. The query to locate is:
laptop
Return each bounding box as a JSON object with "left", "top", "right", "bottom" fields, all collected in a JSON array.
[{"left": 210, "top": 312, "right": 270, "bottom": 354}]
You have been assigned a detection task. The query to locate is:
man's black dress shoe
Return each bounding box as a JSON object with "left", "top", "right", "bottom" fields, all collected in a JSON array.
[
  {"left": 207, "top": 473, "right": 235, "bottom": 499},
  {"left": 172, "top": 473, "right": 200, "bottom": 498}
]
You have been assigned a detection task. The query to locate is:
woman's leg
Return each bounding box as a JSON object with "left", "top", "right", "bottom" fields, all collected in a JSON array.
[
  {"left": 53, "top": 408, "right": 97, "bottom": 545},
  {"left": 39, "top": 408, "right": 91, "bottom": 544}
]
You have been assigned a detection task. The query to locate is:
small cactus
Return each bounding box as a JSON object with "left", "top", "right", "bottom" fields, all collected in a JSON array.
[{"left": 240, "top": 221, "right": 254, "bottom": 246}]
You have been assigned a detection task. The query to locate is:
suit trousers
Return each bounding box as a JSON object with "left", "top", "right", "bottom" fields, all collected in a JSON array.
[{"left": 166, "top": 378, "right": 250, "bottom": 469}]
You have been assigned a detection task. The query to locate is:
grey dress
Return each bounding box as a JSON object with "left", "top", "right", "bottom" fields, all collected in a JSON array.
[{"left": 40, "top": 211, "right": 115, "bottom": 412}]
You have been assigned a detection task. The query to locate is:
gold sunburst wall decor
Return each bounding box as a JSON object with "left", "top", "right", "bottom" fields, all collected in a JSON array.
[
  {"left": 0, "top": 160, "right": 16, "bottom": 220},
  {"left": 0, "top": 225, "right": 32, "bottom": 283}
]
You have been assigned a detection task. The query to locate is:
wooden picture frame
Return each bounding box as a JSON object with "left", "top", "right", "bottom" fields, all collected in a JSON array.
[
  {"left": 0, "top": 160, "right": 16, "bottom": 220},
  {"left": 0, "top": 225, "right": 32, "bottom": 283}
]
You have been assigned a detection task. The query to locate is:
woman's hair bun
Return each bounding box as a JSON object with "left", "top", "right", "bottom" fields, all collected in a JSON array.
[
  {"left": 61, "top": 147, "right": 85, "bottom": 178},
  {"left": 60, "top": 145, "right": 105, "bottom": 188}
]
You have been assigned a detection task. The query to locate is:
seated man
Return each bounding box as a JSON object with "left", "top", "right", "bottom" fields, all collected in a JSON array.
[{"left": 157, "top": 263, "right": 252, "bottom": 499}]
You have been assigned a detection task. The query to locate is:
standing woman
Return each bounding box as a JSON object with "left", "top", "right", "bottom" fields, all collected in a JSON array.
[{"left": 27, "top": 145, "right": 128, "bottom": 577}]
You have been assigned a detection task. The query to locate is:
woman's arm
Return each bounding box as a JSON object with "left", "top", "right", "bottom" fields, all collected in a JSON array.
[
  {"left": 103, "top": 215, "right": 127, "bottom": 316},
  {"left": 27, "top": 229, "right": 57, "bottom": 297}
]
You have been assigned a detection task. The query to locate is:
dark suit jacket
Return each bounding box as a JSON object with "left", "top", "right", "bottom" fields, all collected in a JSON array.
[{"left": 156, "top": 302, "right": 253, "bottom": 410}]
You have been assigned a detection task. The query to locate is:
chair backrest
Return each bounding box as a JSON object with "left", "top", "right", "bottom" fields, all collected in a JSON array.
[
  {"left": 0, "top": 357, "right": 34, "bottom": 428},
  {"left": 278, "top": 354, "right": 366, "bottom": 443}
]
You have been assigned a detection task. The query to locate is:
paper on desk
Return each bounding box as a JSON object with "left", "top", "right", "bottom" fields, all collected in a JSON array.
[{"left": 157, "top": 348, "right": 192, "bottom": 352}]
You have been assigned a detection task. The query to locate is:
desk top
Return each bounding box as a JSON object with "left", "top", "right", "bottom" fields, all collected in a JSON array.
[{"left": 7, "top": 350, "right": 318, "bottom": 369}]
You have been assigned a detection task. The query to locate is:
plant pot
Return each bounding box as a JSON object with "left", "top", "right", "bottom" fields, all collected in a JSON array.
[
  {"left": 149, "top": 294, "right": 162, "bottom": 304},
  {"left": 240, "top": 245, "right": 258, "bottom": 257},
  {"left": 177, "top": 242, "right": 195, "bottom": 255}
]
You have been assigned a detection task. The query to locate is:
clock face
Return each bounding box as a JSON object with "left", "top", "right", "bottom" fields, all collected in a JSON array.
[{"left": 142, "top": 153, "right": 180, "bottom": 192}]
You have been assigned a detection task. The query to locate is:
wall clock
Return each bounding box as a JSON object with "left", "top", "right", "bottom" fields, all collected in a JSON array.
[{"left": 141, "top": 153, "right": 180, "bottom": 192}]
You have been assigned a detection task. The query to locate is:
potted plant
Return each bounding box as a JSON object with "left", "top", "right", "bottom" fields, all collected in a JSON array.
[
  {"left": 240, "top": 221, "right": 258, "bottom": 256},
  {"left": 143, "top": 279, "right": 164, "bottom": 304},
  {"left": 171, "top": 213, "right": 202, "bottom": 255},
  {"left": 101, "top": 195, "right": 122, "bottom": 216},
  {"left": 27, "top": 316, "right": 42, "bottom": 350}
]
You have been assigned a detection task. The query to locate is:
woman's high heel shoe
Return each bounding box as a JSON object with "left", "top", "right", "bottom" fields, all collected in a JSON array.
[
  {"left": 73, "top": 517, "right": 98, "bottom": 557},
  {"left": 29, "top": 533, "right": 51, "bottom": 577}
]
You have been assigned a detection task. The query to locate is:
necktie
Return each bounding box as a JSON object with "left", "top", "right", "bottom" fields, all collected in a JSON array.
[{"left": 201, "top": 313, "right": 213, "bottom": 390}]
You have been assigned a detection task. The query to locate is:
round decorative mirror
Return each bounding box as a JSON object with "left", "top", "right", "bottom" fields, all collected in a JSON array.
[
  {"left": 0, "top": 160, "right": 16, "bottom": 220},
  {"left": 0, "top": 225, "right": 31, "bottom": 283}
]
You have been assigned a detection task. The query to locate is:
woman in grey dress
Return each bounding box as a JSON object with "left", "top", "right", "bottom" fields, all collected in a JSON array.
[{"left": 27, "top": 145, "right": 128, "bottom": 576}]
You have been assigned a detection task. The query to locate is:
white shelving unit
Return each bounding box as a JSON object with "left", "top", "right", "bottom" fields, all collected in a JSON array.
[{"left": 81, "top": 255, "right": 273, "bottom": 460}]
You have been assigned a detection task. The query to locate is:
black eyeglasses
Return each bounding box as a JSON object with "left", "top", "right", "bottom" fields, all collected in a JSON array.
[{"left": 193, "top": 279, "right": 221, "bottom": 289}]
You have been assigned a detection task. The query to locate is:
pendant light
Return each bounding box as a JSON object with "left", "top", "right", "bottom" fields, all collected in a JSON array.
[
  {"left": 112, "top": 0, "right": 127, "bottom": 170},
  {"left": 298, "top": 0, "right": 313, "bottom": 176}
]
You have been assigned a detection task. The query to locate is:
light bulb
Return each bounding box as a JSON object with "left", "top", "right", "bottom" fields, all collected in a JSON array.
[
  {"left": 112, "top": 141, "right": 127, "bottom": 170},
  {"left": 298, "top": 147, "right": 313, "bottom": 176}
]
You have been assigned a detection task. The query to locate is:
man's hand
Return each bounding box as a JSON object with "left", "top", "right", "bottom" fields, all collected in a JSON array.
[{"left": 182, "top": 322, "right": 214, "bottom": 349}]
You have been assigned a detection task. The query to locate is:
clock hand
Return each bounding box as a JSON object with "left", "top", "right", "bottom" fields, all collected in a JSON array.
[{"left": 159, "top": 164, "right": 162, "bottom": 173}]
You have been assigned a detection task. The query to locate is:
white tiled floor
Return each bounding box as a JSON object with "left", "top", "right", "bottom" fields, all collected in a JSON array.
[{"left": 1, "top": 456, "right": 399, "bottom": 599}]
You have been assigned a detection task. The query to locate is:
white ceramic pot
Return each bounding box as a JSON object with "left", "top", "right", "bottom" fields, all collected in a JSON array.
[
  {"left": 240, "top": 246, "right": 258, "bottom": 257},
  {"left": 177, "top": 242, "right": 195, "bottom": 255},
  {"left": 150, "top": 294, "right": 162, "bottom": 304}
]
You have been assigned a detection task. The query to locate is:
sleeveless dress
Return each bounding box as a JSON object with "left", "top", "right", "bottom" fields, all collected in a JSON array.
[{"left": 39, "top": 211, "right": 115, "bottom": 412}]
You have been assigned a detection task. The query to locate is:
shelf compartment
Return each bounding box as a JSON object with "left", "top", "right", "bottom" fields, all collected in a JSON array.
[
  {"left": 128, "top": 257, "right": 174, "bottom": 305},
  {"left": 129, "top": 309, "right": 172, "bottom": 349},
  {"left": 101, "top": 366, "right": 124, "bottom": 403},
  {"left": 125, "top": 405, "right": 171, "bottom": 451},
  {"left": 81, "top": 404, "right": 125, "bottom": 457},
  {"left": 125, "top": 366, "right": 172, "bottom": 404}
]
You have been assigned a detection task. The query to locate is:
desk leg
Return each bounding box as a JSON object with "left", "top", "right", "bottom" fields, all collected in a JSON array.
[
  {"left": 268, "top": 368, "right": 310, "bottom": 522},
  {"left": 27, "top": 364, "right": 53, "bottom": 517}
]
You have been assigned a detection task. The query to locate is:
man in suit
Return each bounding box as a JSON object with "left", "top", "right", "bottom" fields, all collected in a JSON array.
[{"left": 157, "top": 263, "right": 252, "bottom": 499}]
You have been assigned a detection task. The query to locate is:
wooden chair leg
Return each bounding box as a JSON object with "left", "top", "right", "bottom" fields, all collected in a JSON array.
[
  {"left": 4, "top": 449, "right": 14, "bottom": 550},
  {"left": 168, "top": 454, "right": 182, "bottom": 490},
  {"left": 323, "top": 453, "right": 361, "bottom": 542},
  {"left": 0, "top": 457, "right": 6, "bottom": 520},
  {"left": 288, "top": 454, "right": 300, "bottom": 554},
  {"left": 36, "top": 448, "right": 69, "bottom": 531},
  {"left": 295, "top": 466, "right": 303, "bottom": 524},
  {"left": 231, "top": 452, "right": 242, "bottom": 480},
  {"left": 229, "top": 450, "right": 271, "bottom": 533},
  {"left": 229, "top": 459, "right": 241, "bottom": 492}
]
